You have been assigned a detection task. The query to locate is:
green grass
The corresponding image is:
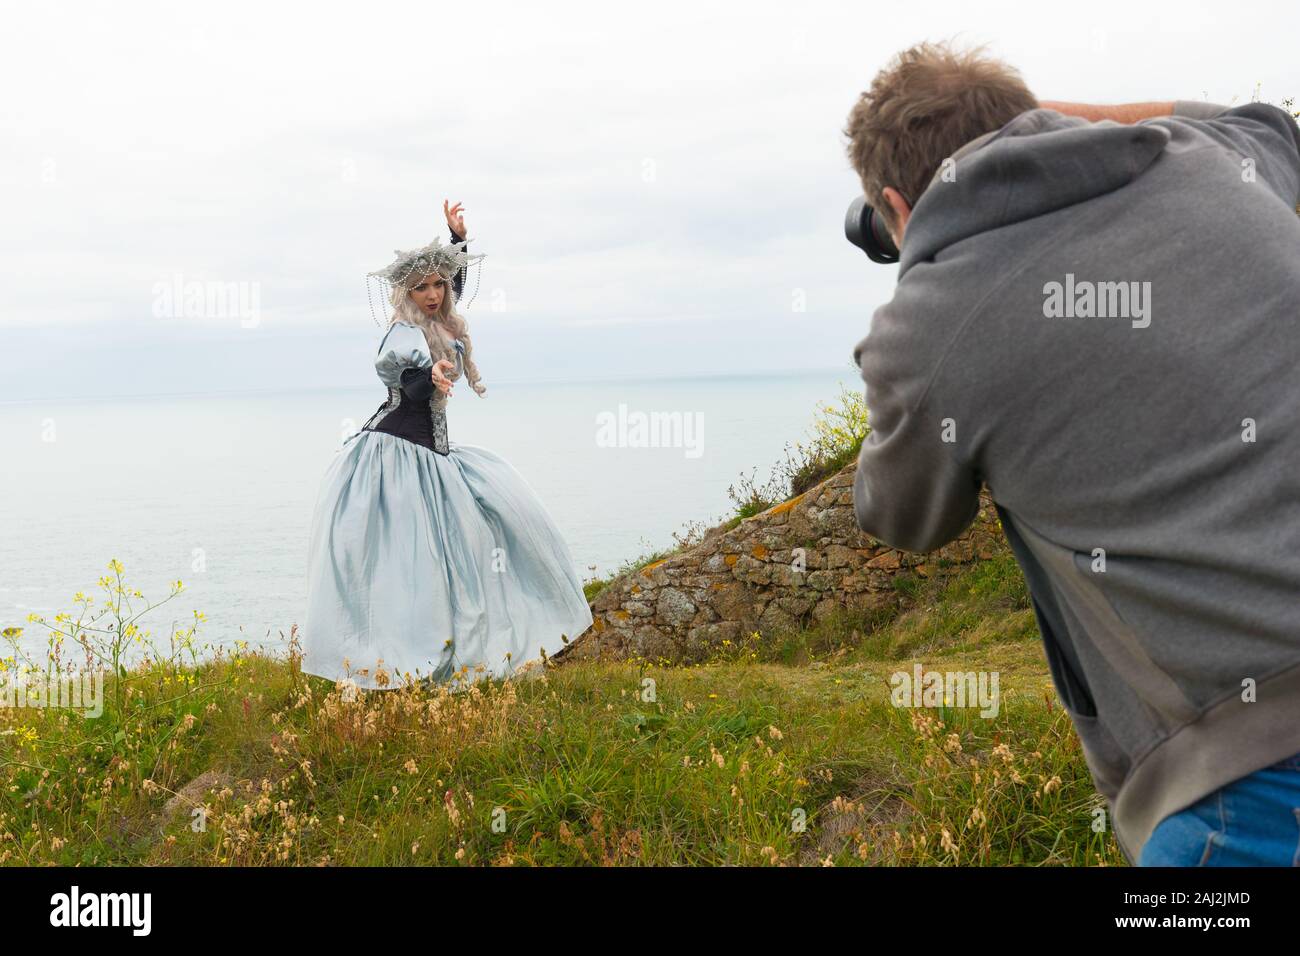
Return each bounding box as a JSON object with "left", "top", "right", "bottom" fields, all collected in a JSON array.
[{"left": 0, "top": 542, "right": 1123, "bottom": 866}]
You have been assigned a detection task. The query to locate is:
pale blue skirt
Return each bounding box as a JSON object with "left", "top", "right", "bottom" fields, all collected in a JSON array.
[{"left": 303, "top": 429, "right": 593, "bottom": 689}]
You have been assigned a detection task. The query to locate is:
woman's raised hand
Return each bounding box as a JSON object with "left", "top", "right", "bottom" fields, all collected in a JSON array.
[
  {"left": 431, "top": 359, "right": 456, "bottom": 396},
  {"left": 443, "top": 199, "right": 467, "bottom": 239}
]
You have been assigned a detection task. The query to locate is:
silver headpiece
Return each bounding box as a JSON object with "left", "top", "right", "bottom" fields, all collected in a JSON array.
[
  {"left": 368, "top": 236, "right": 485, "bottom": 286},
  {"left": 365, "top": 235, "right": 486, "bottom": 326}
]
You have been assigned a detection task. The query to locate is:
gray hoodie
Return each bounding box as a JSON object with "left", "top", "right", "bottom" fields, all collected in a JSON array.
[{"left": 851, "top": 99, "right": 1300, "bottom": 862}]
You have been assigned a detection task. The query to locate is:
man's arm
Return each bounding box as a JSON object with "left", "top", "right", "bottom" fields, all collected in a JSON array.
[
  {"left": 1058, "top": 97, "right": 1300, "bottom": 206},
  {"left": 1036, "top": 100, "right": 1176, "bottom": 123},
  {"left": 851, "top": 334, "right": 983, "bottom": 554},
  {"left": 1036, "top": 99, "right": 1237, "bottom": 123}
]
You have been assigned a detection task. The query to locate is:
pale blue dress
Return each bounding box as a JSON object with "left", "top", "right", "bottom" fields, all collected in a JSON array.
[{"left": 302, "top": 322, "right": 593, "bottom": 689}]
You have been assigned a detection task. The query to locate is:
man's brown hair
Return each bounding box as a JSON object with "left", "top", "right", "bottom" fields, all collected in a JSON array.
[{"left": 843, "top": 41, "right": 1038, "bottom": 231}]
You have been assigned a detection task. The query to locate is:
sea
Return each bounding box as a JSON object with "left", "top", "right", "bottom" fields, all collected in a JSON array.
[{"left": 0, "top": 368, "right": 862, "bottom": 656}]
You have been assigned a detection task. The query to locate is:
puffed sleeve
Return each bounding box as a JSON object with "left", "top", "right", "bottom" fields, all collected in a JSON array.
[{"left": 374, "top": 322, "right": 433, "bottom": 399}]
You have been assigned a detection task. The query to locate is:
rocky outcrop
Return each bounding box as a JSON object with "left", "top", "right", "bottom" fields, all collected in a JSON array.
[{"left": 563, "top": 461, "right": 1002, "bottom": 664}]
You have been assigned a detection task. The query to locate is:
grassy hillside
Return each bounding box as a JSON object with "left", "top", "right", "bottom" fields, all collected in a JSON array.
[{"left": 0, "top": 545, "right": 1124, "bottom": 867}]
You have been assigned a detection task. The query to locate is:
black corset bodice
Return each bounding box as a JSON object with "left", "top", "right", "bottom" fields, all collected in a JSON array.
[{"left": 362, "top": 379, "right": 451, "bottom": 455}]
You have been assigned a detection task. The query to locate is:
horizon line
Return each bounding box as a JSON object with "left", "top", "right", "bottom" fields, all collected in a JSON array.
[{"left": 0, "top": 364, "right": 862, "bottom": 407}]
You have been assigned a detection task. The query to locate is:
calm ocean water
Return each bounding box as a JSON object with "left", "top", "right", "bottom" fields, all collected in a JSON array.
[{"left": 0, "top": 369, "right": 861, "bottom": 655}]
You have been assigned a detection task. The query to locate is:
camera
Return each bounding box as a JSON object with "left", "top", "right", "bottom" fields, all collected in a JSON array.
[{"left": 844, "top": 195, "right": 900, "bottom": 264}]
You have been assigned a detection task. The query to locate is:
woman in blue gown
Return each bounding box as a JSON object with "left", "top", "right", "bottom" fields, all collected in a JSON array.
[{"left": 303, "top": 200, "right": 592, "bottom": 690}]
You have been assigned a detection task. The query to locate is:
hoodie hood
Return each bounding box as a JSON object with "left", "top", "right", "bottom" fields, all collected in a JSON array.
[{"left": 899, "top": 109, "right": 1172, "bottom": 275}]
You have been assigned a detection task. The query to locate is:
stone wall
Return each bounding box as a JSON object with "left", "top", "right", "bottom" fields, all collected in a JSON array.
[{"left": 562, "top": 462, "right": 1002, "bottom": 664}]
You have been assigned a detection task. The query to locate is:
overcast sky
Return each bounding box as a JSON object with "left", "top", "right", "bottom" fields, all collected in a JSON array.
[{"left": 1, "top": 0, "right": 1294, "bottom": 401}]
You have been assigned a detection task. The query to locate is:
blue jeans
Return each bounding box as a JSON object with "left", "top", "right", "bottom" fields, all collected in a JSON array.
[{"left": 1139, "top": 751, "right": 1300, "bottom": 866}]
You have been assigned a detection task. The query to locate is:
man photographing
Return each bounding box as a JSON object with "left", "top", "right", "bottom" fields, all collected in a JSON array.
[{"left": 843, "top": 41, "right": 1300, "bottom": 866}]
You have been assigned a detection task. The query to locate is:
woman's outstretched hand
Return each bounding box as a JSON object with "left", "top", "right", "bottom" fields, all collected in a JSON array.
[
  {"left": 431, "top": 359, "right": 456, "bottom": 396},
  {"left": 443, "top": 199, "right": 467, "bottom": 239}
]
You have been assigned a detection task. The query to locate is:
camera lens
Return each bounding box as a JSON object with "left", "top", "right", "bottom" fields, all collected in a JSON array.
[{"left": 844, "top": 195, "right": 900, "bottom": 264}]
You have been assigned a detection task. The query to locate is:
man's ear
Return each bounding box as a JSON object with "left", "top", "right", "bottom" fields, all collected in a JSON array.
[{"left": 881, "top": 187, "right": 912, "bottom": 245}]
